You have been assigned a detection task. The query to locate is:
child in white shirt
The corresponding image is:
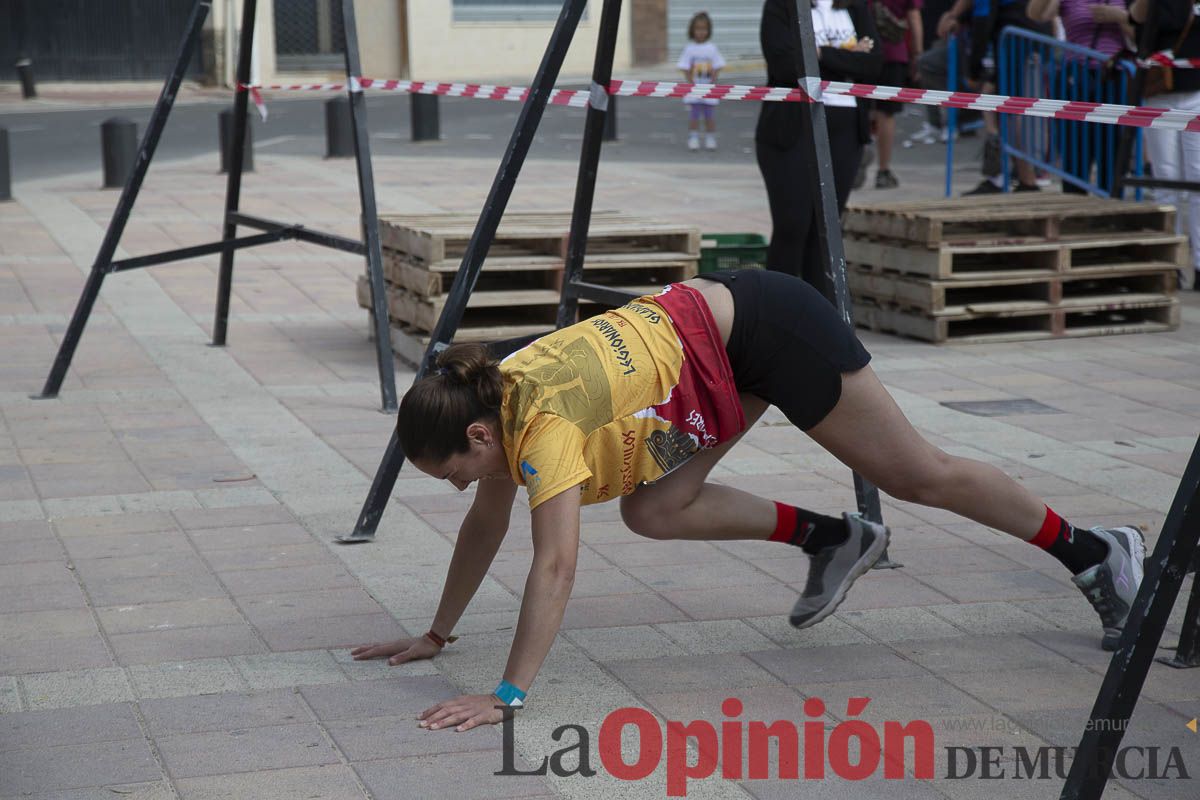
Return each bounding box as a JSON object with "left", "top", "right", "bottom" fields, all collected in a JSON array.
[{"left": 676, "top": 12, "right": 726, "bottom": 151}]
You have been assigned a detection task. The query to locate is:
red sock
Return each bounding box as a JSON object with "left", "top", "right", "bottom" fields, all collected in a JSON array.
[
  {"left": 1030, "top": 505, "right": 1108, "bottom": 574},
  {"left": 1030, "top": 505, "right": 1063, "bottom": 550},
  {"left": 769, "top": 502, "right": 798, "bottom": 543},
  {"left": 767, "top": 501, "right": 847, "bottom": 553}
]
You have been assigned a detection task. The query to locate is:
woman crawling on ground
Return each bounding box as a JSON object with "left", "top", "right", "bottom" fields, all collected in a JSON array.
[{"left": 352, "top": 269, "right": 1145, "bottom": 731}]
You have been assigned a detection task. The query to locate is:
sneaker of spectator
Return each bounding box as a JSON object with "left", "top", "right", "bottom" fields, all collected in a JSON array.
[
  {"left": 875, "top": 169, "right": 900, "bottom": 189},
  {"left": 964, "top": 178, "right": 1003, "bottom": 195}
]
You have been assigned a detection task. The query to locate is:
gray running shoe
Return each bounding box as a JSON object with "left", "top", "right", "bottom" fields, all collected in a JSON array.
[
  {"left": 790, "top": 513, "right": 890, "bottom": 629},
  {"left": 1071, "top": 526, "right": 1146, "bottom": 651}
]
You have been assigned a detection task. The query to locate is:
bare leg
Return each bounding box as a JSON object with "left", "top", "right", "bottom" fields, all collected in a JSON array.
[
  {"left": 620, "top": 394, "right": 779, "bottom": 541},
  {"left": 806, "top": 367, "right": 1045, "bottom": 541},
  {"left": 876, "top": 112, "right": 895, "bottom": 171}
]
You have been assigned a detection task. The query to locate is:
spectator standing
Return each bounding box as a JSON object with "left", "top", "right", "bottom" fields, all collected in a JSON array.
[
  {"left": 677, "top": 12, "right": 727, "bottom": 151},
  {"left": 872, "top": 0, "right": 925, "bottom": 188},
  {"left": 916, "top": 0, "right": 973, "bottom": 138},
  {"left": 1028, "top": 0, "right": 1131, "bottom": 55},
  {"left": 938, "top": 0, "right": 1048, "bottom": 193},
  {"left": 1131, "top": 0, "right": 1200, "bottom": 290},
  {"left": 756, "top": 0, "right": 883, "bottom": 298},
  {"left": 1026, "top": 0, "right": 1134, "bottom": 193}
]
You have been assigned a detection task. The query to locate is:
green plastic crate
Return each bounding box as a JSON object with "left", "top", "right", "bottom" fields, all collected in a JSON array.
[{"left": 698, "top": 233, "right": 768, "bottom": 274}]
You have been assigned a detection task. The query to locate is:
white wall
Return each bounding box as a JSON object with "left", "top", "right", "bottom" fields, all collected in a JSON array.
[
  {"left": 212, "top": 2, "right": 627, "bottom": 86},
  {"left": 353, "top": 2, "right": 405, "bottom": 79},
  {"left": 406, "top": 2, "right": 633, "bottom": 81}
]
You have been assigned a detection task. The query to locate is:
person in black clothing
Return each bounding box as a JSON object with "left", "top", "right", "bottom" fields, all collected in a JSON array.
[
  {"left": 1132, "top": 0, "right": 1200, "bottom": 290},
  {"left": 937, "top": 0, "right": 1048, "bottom": 192},
  {"left": 756, "top": 0, "right": 882, "bottom": 299}
]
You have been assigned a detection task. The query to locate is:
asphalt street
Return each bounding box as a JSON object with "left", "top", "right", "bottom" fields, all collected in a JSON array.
[{"left": 2, "top": 71, "right": 944, "bottom": 185}]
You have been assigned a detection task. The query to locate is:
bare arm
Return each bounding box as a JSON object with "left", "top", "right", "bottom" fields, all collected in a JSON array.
[
  {"left": 1025, "top": 0, "right": 1059, "bottom": 24},
  {"left": 938, "top": 0, "right": 972, "bottom": 37},
  {"left": 1129, "top": 0, "right": 1149, "bottom": 24},
  {"left": 431, "top": 477, "right": 518, "bottom": 638},
  {"left": 414, "top": 485, "right": 580, "bottom": 732},
  {"left": 1120, "top": 16, "right": 1136, "bottom": 42},
  {"left": 908, "top": 8, "right": 924, "bottom": 60},
  {"left": 502, "top": 485, "right": 581, "bottom": 692},
  {"left": 350, "top": 477, "right": 516, "bottom": 664}
]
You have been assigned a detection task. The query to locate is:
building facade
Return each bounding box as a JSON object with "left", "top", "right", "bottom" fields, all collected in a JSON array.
[
  {"left": 2, "top": 1, "right": 763, "bottom": 87},
  {"left": 213, "top": 0, "right": 637, "bottom": 86}
]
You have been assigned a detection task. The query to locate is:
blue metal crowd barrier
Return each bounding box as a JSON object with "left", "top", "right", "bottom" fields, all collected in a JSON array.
[
  {"left": 942, "top": 33, "right": 985, "bottom": 197},
  {"left": 998, "top": 26, "right": 1142, "bottom": 197}
]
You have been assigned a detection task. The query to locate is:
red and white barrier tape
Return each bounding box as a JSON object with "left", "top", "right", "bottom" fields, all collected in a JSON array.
[{"left": 242, "top": 77, "right": 1200, "bottom": 132}]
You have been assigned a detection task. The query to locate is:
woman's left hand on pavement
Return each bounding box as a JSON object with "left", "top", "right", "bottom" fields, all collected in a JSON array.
[{"left": 418, "top": 694, "right": 505, "bottom": 731}]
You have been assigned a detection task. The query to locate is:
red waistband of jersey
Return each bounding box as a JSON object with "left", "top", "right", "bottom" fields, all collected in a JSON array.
[{"left": 646, "top": 283, "right": 745, "bottom": 448}]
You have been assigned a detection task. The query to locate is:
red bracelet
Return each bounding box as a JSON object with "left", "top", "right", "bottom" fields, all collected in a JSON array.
[{"left": 424, "top": 629, "right": 448, "bottom": 648}]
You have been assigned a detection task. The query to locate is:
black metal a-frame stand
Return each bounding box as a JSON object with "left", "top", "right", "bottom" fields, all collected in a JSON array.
[
  {"left": 337, "top": 0, "right": 897, "bottom": 569},
  {"left": 1061, "top": 439, "right": 1200, "bottom": 798},
  {"left": 34, "top": 0, "right": 399, "bottom": 412}
]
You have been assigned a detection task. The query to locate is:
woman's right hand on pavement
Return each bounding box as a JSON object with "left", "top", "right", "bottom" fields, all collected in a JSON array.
[{"left": 350, "top": 636, "right": 441, "bottom": 666}]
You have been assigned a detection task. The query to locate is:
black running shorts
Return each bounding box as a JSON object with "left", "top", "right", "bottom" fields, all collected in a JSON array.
[{"left": 696, "top": 269, "right": 872, "bottom": 430}]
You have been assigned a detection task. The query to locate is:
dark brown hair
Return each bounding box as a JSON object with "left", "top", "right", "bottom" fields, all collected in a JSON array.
[
  {"left": 687, "top": 11, "right": 712, "bottom": 41},
  {"left": 396, "top": 343, "right": 504, "bottom": 463}
]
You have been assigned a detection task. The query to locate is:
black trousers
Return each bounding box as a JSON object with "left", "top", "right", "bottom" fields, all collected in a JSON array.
[
  {"left": 755, "top": 105, "right": 862, "bottom": 300},
  {"left": 697, "top": 269, "right": 871, "bottom": 430}
]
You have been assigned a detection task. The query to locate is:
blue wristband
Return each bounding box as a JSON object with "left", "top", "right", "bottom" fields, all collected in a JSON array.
[{"left": 493, "top": 680, "right": 526, "bottom": 707}]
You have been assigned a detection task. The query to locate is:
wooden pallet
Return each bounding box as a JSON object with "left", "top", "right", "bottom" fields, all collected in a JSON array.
[
  {"left": 844, "top": 231, "right": 1185, "bottom": 280},
  {"left": 855, "top": 297, "right": 1180, "bottom": 344},
  {"left": 379, "top": 211, "right": 701, "bottom": 268},
  {"left": 357, "top": 276, "right": 658, "bottom": 336},
  {"left": 844, "top": 195, "right": 1176, "bottom": 248},
  {"left": 383, "top": 249, "right": 696, "bottom": 296},
  {"left": 361, "top": 210, "right": 701, "bottom": 341},
  {"left": 366, "top": 312, "right": 553, "bottom": 368},
  {"left": 848, "top": 265, "right": 1178, "bottom": 315}
]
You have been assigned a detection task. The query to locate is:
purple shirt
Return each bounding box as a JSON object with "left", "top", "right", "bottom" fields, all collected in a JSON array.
[
  {"left": 1059, "top": 0, "right": 1128, "bottom": 57},
  {"left": 879, "top": 0, "right": 922, "bottom": 64}
]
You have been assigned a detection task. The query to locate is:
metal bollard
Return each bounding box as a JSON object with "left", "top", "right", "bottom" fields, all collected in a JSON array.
[
  {"left": 0, "top": 128, "right": 11, "bottom": 201},
  {"left": 325, "top": 96, "right": 354, "bottom": 157},
  {"left": 603, "top": 93, "right": 617, "bottom": 142},
  {"left": 218, "top": 108, "right": 253, "bottom": 173},
  {"left": 411, "top": 93, "right": 440, "bottom": 142},
  {"left": 100, "top": 118, "right": 137, "bottom": 189},
  {"left": 15, "top": 58, "right": 36, "bottom": 99}
]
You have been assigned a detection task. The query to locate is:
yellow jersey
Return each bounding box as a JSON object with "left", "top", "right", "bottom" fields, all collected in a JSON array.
[{"left": 499, "top": 284, "right": 744, "bottom": 510}]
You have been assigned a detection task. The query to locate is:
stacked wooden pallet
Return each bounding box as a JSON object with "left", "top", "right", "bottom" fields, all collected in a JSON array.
[
  {"left": 356, "top": 211, "right": 700, "bottom": 345},
  {"left": 843, "top": 195, "right": 1184, "bottom": 343}
]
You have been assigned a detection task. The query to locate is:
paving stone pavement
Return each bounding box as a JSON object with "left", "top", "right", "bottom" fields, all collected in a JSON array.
[{"left": 1, "top": 140, "right": 1198, "bottom": 800}]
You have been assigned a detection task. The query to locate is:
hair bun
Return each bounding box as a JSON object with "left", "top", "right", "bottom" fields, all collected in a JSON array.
[{"left": 434, "top": 343, "right": 503, "bottom": 408}]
